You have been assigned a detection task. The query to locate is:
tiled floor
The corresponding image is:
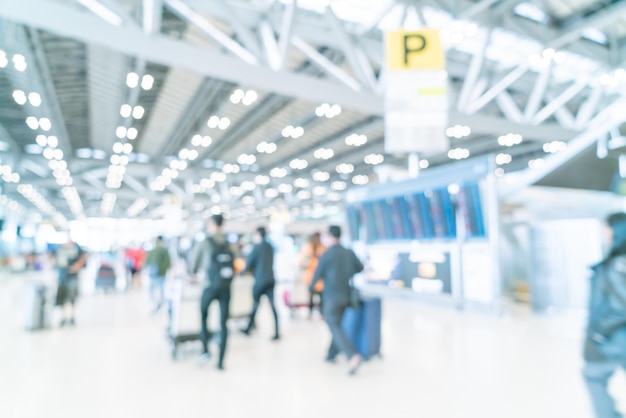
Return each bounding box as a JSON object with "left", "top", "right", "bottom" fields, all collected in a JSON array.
[{"left": 1, "top": 269, "right": 623, "bottom": 418}]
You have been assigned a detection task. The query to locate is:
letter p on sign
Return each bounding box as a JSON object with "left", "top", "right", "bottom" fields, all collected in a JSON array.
[{"left": 385, "top": 29, "right": 445, "bottom": 71}]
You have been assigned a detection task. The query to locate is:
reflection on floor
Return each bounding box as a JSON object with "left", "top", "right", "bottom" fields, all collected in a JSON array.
[{"left": 1, "top": 270, "right": 624, "bottom": 418}]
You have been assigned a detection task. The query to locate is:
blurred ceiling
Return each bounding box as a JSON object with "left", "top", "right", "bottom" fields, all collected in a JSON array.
[{"left": 0, "top": 0, "right": 625, "bottom": 223}]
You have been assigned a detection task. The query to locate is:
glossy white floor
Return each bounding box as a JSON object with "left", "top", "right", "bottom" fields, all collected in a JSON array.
[{"left": 1, "top": 270, "right": 624, "bottom": 418}]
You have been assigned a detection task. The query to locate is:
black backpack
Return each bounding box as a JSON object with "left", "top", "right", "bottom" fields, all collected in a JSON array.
[{"left": 207, "top": 237, "right": 235, "bottom": 287}]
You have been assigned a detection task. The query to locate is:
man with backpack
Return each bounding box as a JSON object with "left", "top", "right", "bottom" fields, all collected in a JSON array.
[
  {"left": 584, "top": 212, "right": 626, "bottom": 417},
  {"left": 189, "top": 214, "right": 235, "bottom": 371}
]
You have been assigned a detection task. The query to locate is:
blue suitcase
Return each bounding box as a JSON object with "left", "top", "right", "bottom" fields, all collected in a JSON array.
[{"left": 341, "top": 297, "right": 382, "bottom": 360}]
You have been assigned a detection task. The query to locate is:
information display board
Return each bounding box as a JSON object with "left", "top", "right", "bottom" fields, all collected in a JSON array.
[{"left": 347, "top": 181, "right": 487, "bottom": 243}]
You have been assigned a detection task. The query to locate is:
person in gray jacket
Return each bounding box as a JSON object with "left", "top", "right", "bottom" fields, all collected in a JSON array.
[
  {"left": 584, "top": 212, "right": 626, "bottom": 417},
  {"left": 189, "top": 214, "right": 235, "bottom": 371},
  {"left": 310, "top": 225, "right": 364, "bottom": 375},
  {"left": 241, "top": 226, "right": 280, "bottom": 340}
]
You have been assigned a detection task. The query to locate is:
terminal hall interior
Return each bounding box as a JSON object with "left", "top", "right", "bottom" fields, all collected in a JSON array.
[{"left": 2, "top": 0, "right": 626, "bottom": 417}]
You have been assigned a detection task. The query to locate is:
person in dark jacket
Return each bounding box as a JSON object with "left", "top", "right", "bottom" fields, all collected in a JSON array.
[
  {"left": 584, "top": 213, "right": 626, "bottom": 417},
  {"left": 241, "top": 227, "right": 280, "bottom": 340},
  {"left": 310, "top": 225, "right": 364, "bottom": 375},
  {"left": 189, "top": 214, "right": 236, "bottom": 370}
]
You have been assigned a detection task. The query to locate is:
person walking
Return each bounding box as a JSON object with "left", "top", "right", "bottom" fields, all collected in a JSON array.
[
  {"left": 55, "top": 239, "right": 87, "bottom": 327},
  {"left": 241, "top": 227, "right": 280, "bottom": 341},
  {"left": 583, "top": 213, "right": 626, "bottom": 417},
  {"left": 189, "top": 214, "right": 235, "bottom": 371},
  {"left": 145, "top": 236, "right": 171, "bottom": 314},
  {"left": 310, "top": 225, "right": 364, "bottom": 375},
  {"left": 299, "top": 232, "right": 326, "bottom": 319}
]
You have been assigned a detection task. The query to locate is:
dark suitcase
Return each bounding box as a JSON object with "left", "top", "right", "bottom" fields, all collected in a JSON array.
[
  {"left": 96, "top": 265, "right": 116, "bottom": 292},
  {"left": 341, "top": 297, "right": 382, "bottom": 360}
]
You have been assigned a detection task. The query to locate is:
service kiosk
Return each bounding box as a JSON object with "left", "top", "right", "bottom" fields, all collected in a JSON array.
[{"left": 346, "top": 156, "right": 502, "bottom": 311}]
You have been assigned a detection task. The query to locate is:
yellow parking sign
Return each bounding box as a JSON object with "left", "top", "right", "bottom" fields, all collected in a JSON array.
[{"left": 385, "top": 29, "right": 445, "bottom": 71}]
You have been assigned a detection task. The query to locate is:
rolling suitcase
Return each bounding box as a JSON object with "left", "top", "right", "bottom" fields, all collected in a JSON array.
[
  {"left": 25, "top": 284, "right": 48, "bottom": 331},
  {"left": 95, "top": 264, "right": 116, "bottom": 292},
  {"left": 341, "top": 297, "right": 382, "bottom": 360},
  {"left": 168, "top": 279, "right": 203, "bottom": 360}
]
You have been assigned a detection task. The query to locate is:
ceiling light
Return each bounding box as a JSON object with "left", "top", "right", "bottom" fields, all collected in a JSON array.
[
  {"left": 315, "top": 103, "right": 342, "bottom": 118},
  {"left": 141, "top": 74, "right": 154, "bottom": 90},
  {"left": 26, "top": 117, "right": 39, "bottom": 130},
  {"left": 270, "top": 167, "right": 287, "bottom": 178},
  {"left": 223, "top": 163, "right": 240, "bottom": 174},
  {"left": 218, "top": 117, "right": 230, "bottom": 130},
  {"left": 238, "top": 153, "right": 256, "bottom": 165},
  {"left": 242, "top": 196, "right": 255, "bottom": 205},
  {"left": 126, "top": 72, "right": 139, "bottom": 88},
  {"left": 120, "top": 104, "right": 132, "bottom": 118},
  {"left": 498, "top": 133, "right": 523, "bottom": 147},
  {"left": 127, "top": 127, "right": 138, "bottom": 140},
  {"left": 201, "top": 136, "right": 212, "bottom": 147},
  {"left": 336, "top": 163, "right": 354, "bottom": 174},
  {"left": 178, "top": 148, "right": 190, "bottom": 160},
  {"left": 211, "top": 172, "right": 227, "bottom": 182},
  {"left": 116, "top": 126, "right": 127, "bottom": 139},
  {"left": 132, "top": 106, "right": 145, "bottom": 119},
  {"left": 257, "top": 141, "right": 277, "bottom": 154},
  {"left": 297, "top": 190, "right": 311, "bottom": 200},
  {"left": 207, "top": 116, "right": 220, "bottom": 128},
  {"left": 290, "top": 158, "right": 308, "bottom": 170},
  {"left": 242, "top": 90, "right": 258, "bottom": 106},
  {"left": 331, "top": 181, "right": 346, "bottom": 191},
  {"left": 43, "top": 148, "right": 55, "bottom": 159},
  {"left": 345, "top": 133, "right": 367, "bottom": 146},
  {"left": 35, "top": 135, "right": 47, "bottom": 147},
  {"left": 241, "top": 181, "right": 256, "bottom": 191},
  {"left": 294, "top": 178, "right": 310, "bottom": 188},
  {"left": 265, "top": 188, "right": 279, "bottom": 198},
  {"left": 12, "top": 54, "right": 27, "bottom": 72},
  {"left": 229, "top": 186, "right": 243, "bottom": 196},
  {"left": 528, "top": 158, "right": 545, "bottom": 169},
  {"left": 314, "top": 148, "right": 334, "bottom": 160},
  {"left": 191, "top": 134, "right": 202, "bottom": 147},
  {"left": 312, "top": 171, "right": 330, "bottom": 182},
  {"left": 281, "top": 125, "right": 294, "bottom": 138},
  {"left": 255, "top": 175, "right": 270, "bottom": 185},
  {"left": 122, "top": 143, "right": 133, "bottom": 154},
  {"left": 13, "top": 90, "right": 27, "bottom": 105},
  {"left": 127, "top": 198, "right": 149, "bottom": 217},
  {"left": 495, "top": 153, "right": 512, "bottom": 165},
  {"left": 27, "top": 93, "right": 41, "bottom": 107},
  {"left": 419, "top": 159, "right": 430, "bottom": 169},
  {"left": 39, "top": 118, "right": 51, "bottom": 131},
  {"left": 448, "top": 148, "right": 471, "bottom": 160},
  {"left": 328, "top": 193, "right": 342, "bottom": 202},
  {"left": 200, "top": 178, "right": 215, "bottom": 189},
  {"left": 313, "top": 186, "right": 327, "bottom": 195},
  {"left": 187, "top": 150, "right": 199, "bottom": 161},
  {"left": 364, "top": 153, "right": 384, "bottom": 165},
  {"left": 446, "top": 125, "right": 471, "bottom": 139},
  {"left": 111, "top": 154, "right": 121, "bottom": 165},
  {"left": 47, "top": 136, "right": 59, "bottom": 148},
  {"left": 230, "top": 89, "right": 244, "bottom": 104},
  {"left": 113, "top": 142, "right": 124, "bottom": 154},
  {"left": 292, "top": 126, "right": 304, "bottom": 138},
  {"left": 352, "top": 175, "right": 369, "bottom": 185},
  {"left": 543, "top": 140, "right": 567, "bottom": 154},
  {"left": 278, "top": 184, "right": 293, "bottom": 194}
]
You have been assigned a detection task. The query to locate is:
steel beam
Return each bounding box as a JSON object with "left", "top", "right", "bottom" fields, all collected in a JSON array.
[
  {"left": 277, "top": 0, "right": 297, "bottom": 70},
  {"left": 524, "top": 64, "right": 553, "bottom": 122},
  {"left": 575, "top": 86, "right": 604, "bottom": 129},
  {"left": 0, "top": 0, "right": 384, "bottom": 115},
  {"left": 532, "top": 79, "right": 587, "bottom": 125},
  {"left": 291, "top": 36, "right": 362, "bottom": 92},
  {"left": 495, "top": 90, "right": 523, "bottom": 123},
  {"left": 164, "top": 0, "right": 259, "bottom": 65}
]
